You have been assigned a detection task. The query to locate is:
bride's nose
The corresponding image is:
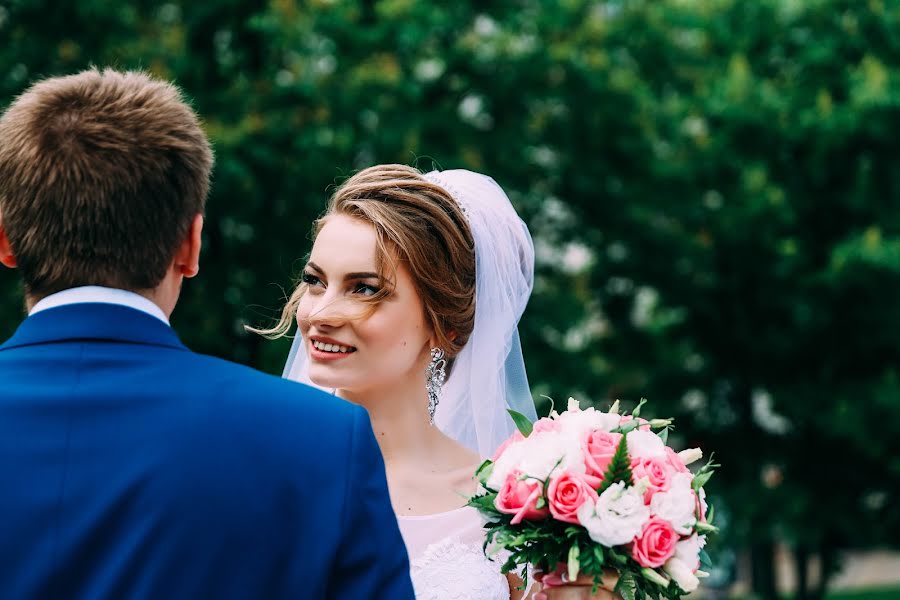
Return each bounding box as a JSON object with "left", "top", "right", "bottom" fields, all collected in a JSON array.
[{"left": 306, "top": 294, "right": 352, "bottom": 328}]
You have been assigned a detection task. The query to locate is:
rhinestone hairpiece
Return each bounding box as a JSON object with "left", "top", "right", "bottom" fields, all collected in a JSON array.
[{"left": 424, "top": 172, "right": 470, "bottom": 222}]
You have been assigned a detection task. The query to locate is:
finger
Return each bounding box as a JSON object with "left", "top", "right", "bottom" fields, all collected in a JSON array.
[{"left": 541, "top": 572, "right": 566, "bottom": 588}]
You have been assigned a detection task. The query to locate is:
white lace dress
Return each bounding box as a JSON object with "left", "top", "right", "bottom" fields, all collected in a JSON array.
[{"left": 397, "top": 506, "right": 510, "bottom": 600}]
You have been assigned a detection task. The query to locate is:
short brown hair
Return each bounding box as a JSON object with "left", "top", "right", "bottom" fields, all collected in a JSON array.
[
  {"left": 0, "top": 68, "right": 213, "bottom": 298},
  {"left": 261, "top": 164, "right": 477, "bottom": 360}
]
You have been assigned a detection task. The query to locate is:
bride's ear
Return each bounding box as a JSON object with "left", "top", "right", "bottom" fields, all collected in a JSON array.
[{"left": 428, "top": 329, "right": 456, "bottom": 352}]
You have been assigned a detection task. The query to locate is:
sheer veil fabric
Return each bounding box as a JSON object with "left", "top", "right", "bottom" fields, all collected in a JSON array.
[{"left": 283, "top": 169, "right": 537, "bottom": 457}]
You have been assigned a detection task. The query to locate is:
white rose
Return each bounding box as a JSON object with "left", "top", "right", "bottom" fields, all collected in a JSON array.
[
  {"left": 674, "top": 534, "right": 706, "bottom": 569},
  {"left": 664, "top": 534, "right": 707, "bottom": 591},
  {"left": 677, "top": 447, "right": 703, "bottom": 466},
  {"left": 663, "top": 557, "right": 699, "bottom": 593},
  {"left": 626, "top": 429, "right": 666, "bottom": 458},
  {"left": 487, "top": 438, "right": 528, "bottom": 489},
  {"left": 577, "top": 481, "right": 650, "bottom": 547},
  {"left": 697, "top": 486, "right": 708, "bottom": 520},
  {"left": 487, "top": 430, "right": 583, "bottom": 489},
  {"left": 649, "top": 472, "right": 696, "bottom": 535},
  {"left": 518, "top": 431, "right": 584, "bottom": 479},
  {"left": 558, "top": 407, "right": 621, "bottom": 440}
]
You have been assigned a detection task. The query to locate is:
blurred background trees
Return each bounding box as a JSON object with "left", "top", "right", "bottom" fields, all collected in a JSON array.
[{"left": 2, "top": 1, "right": 899, "bottom": 597}]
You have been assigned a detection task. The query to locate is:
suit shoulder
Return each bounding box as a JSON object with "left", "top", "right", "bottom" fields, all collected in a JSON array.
[{"left": 180, "top": 351, "right": 360, "bottom": 423}]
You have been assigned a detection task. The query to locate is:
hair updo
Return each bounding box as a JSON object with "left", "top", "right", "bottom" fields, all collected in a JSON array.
[{"left": 262, "top": 164, "right": 477, "bottom": 360}]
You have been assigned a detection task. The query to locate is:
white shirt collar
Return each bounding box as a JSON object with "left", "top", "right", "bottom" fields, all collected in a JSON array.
[{"left": 29, "top": 286, "right": 170, "bottom": 324}]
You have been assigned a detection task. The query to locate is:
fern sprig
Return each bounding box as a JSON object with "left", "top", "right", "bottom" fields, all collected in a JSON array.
[{"left": 598, "top": 435, "right": 633, "bottom": 493}]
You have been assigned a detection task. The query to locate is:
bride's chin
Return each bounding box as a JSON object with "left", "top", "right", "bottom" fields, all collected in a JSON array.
[{"left": 308, "top": 369, "right": 350, "bottom": 391}]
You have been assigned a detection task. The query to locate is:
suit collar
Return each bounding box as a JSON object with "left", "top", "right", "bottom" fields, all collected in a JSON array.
[
  {"left": 0, "top": 303, "right": 186, "bottom": 351},
  {"left": 29, "top": 285, "right": 170, "bottom": 325}
]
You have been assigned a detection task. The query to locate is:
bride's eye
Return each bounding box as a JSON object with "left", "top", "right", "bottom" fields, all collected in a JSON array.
[
  {"left": 301, "top": 271, "right": 323, "bottom": 288},
  {"left": 353, "top": 283, "right": 380, "bottom": 297}
]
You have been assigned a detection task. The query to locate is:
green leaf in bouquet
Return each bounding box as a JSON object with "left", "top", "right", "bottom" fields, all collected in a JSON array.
[
  {"left": 608, "top": 549, "right": 628, "bottom": 566},
  {"left": 593, "top": 544, "right": 605, "bottom": 565},
  {"left": 541, "top": 457, "right": 564, "bottom": 498},
  {"left": 516, "top": 565, "right": 530, "bottom": 592},
  {"left": 641, "top": 567, "right": 670, "bottom": 588},
  {"left": 475, "top": 459, "right": 493, "bottom": 483},
  {"left": 599, "top": 435, "right": 634, "bottom": 493},
  {"left": 615, "top": 570, "right": 638, "bottom": 600},
  {"left": 501, "top": 554, "right": 518, "bottom": 574},
  {"left": 706, "top": 504, "right": 715, "bottom": 524},
  {"left": 540, "top": 394, "right": 557, "bottom": 416},
  {"left": 468, "top": 492, "right": 499, "bottom": 513},
  {"left": 696, "top": 521, "right": 720, "bottom": 534},
  {"left": 631, "top": 398, "right": 648, "bottom": 419},
  {"left": 535, "top": 496, "right": 547, "bottom": 509},
  {"left": 567, "top": 544, "right": 580, "bottom": 583},
  {"left": 691, "top": 469, "right": 714, "bottom": 491},
  {"left": 693, "top": 452, "right": 721, "bottom": 486},
  {"left": 699, "top": 548, "right": 712, "bottom": 569},
  {"left": 507, "top": 408, "right": 533, "bottom": 437},
  {"left": 615, "top": 419, "right": 640, "bottom": 434},
  {"left": 658, "top": 426, "right": 669, "bottom": 445}
]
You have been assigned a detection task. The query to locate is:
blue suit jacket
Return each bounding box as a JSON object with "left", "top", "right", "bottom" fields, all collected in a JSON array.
[{"left": 0, "top": 303, "right": 415, "bottom": 600}]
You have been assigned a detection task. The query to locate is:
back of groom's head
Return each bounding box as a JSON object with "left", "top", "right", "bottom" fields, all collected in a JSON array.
[{"left": 0, "top": 68, "right": 213, "bottom": 300}]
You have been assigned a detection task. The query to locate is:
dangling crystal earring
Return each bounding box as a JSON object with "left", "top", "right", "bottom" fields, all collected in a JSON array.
[{"left": 425, "top": 348, "right": 446, "bottom": 425}]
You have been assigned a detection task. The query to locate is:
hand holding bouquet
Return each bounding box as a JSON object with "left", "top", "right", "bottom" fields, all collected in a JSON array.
[{"left": 468, "top": 399, "right": 718, "bottom": 600}]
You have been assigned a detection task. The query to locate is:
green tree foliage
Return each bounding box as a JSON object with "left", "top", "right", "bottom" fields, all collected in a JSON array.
[{"left": 2, "top": 1, "right": 899, "bottom": 597}]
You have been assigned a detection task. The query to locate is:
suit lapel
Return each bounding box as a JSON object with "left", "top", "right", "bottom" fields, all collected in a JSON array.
[{"left": 0, "top": 303, "right": 187, "bottom": 351}]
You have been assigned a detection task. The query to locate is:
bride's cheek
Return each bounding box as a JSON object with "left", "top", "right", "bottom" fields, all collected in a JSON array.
[{"left": 296, "top": 298, "right": 313, "bottom": 328}]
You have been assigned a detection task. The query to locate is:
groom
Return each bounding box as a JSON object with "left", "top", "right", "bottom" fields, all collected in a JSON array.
[{"left": 0, "top": 69, "right": 414, "bottom": 599}]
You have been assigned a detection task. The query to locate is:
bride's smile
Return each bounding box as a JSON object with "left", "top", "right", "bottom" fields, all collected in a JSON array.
[{"left": 309, "top": 335, "right": 356, "bottom": 358}]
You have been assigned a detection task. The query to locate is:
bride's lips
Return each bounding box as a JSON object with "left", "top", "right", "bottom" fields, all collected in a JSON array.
[{"left": 308, "top": 335, "right": 357, "bottom": 362}]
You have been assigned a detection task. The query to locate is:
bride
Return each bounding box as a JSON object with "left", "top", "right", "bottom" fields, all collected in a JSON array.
[{"left": 264, "top": 165, "right": 617, "bottom": 599}]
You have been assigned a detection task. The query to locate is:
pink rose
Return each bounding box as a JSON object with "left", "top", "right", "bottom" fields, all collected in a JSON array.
[
  {"left": 631, "top": 516, "right": 679, "bottom": 568},
  {"left": 631, "top": 456, "right": 674, "bottom": 503},
  {"left": 532, "top": 417, "right": 561, "bottom": 434},
  {"left": 665, "top": 447, "right": 690, "bottom": 474},
  {"left": 583, "top": 430, "right": 622, "bottom": 480},
  {"left": 494, "top": 470, "right": 549, "bottom": 525},
  {"left": 547, "top": 471, "right": 599, "bottom": 524},
  {"left": 491, "top": 430, "right": 525, "bottom": 462}
]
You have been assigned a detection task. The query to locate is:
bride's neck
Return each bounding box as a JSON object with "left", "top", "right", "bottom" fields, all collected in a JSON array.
[{"left": 338, "top": 376, "right": 442, "bottom": 466}]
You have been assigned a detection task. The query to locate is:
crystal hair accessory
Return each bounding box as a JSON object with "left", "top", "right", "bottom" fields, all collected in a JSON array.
[{"left": 423, "top": 171, "right": 470, "bottom": 221}]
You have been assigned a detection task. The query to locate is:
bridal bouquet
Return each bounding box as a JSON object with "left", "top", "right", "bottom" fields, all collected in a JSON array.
[{"left": 468, "top": 399, "right": 718, "bottom": 599}]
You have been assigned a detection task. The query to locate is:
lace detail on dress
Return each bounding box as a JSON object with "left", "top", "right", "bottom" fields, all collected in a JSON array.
[{"left": 408, "top": 535, "right": 509, "bottom": 600}]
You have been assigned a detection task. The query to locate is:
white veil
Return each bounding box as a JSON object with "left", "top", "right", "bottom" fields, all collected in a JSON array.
[{"left": 282, "top": 169, "right": 537, "bottom": 457}]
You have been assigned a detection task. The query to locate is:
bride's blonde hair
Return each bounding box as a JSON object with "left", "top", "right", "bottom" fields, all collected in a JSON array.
[{"left": 257, "top": 164, "right": 477, "bottom": 360}]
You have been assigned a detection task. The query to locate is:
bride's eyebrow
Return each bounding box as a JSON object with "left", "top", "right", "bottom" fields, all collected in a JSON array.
[
  {"left": 345, "top": 271, "right": 381, "bottom": 281},
  {"left": 306, "top": 261, "right": 391, "bottom": 284}
]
